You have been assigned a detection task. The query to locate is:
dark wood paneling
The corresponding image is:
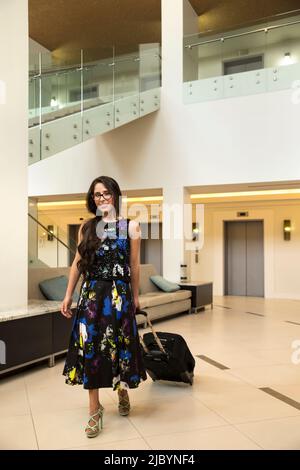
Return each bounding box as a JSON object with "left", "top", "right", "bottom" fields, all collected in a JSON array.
[{"left": 0, "top": 314, "right": 52, "bottom": 371}]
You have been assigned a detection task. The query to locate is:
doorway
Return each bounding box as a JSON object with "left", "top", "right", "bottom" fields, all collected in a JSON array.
[
  {"left": 223, "top": 55, "right": 264, "bottom": 75},
  {"left": 224, "top": 220, "right": 264, "bottom": 297},
  {"left": 140, "top": 222, "right": 162, "bottom": 275}
]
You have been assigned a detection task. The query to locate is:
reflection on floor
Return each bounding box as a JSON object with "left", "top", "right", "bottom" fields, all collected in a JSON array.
[{"left": 1, "top": 295, "right": 300, "bottom": 450}]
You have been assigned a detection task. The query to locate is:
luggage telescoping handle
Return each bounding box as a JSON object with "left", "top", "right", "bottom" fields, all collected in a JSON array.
[{"left": 135, "top": 309, "right": 167, "bottom": 355}]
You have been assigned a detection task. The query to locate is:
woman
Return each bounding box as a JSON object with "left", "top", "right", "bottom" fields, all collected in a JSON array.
[{"left": 60, "top": 176, "right": 147, "bottom": 438}]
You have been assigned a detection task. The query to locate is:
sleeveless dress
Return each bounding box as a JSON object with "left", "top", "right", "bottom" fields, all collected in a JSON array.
[{"left": 62, "top": 217, "right": 147, "bottom": 390}]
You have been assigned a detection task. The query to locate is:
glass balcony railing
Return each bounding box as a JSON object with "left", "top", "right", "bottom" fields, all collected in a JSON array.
[
  {"left": 183, "top": 12, "right": 300, "bottom": 103},
  {"left": 28, "top": 44, "right": 161, "bottom": 164},
  {"left": 28, "top": 212, "right": 77, "bottom": 268}
]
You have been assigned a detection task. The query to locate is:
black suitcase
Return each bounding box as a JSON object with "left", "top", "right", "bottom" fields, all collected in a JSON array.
[{"left": 136, "top": 310, "right": 195, "bottom": 385}]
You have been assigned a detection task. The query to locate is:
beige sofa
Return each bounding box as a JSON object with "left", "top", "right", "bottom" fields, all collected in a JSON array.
[
  {"left": 136, "top": 264, "right": 191, "bottom": 324},
  {"left": 28, "top": 266, "right": 81, "bottom": 300},
  {"left": 28, "top": 264, "right": 192, "bottom": 323}
]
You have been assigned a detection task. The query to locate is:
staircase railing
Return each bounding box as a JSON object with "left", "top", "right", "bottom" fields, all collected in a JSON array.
[
  {"left": 28, "top": 44, "right": 161, "bottom": 164},
  {"left": 28, "top": 212, "right": 77, "bottom": 268}
]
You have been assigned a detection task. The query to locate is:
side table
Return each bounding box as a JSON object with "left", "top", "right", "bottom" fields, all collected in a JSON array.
[{"left": 178, "top": 281, "right": 213, "bottom": 313}]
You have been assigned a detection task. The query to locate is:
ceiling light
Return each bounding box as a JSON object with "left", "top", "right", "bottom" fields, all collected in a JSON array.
[
  {"left": 191, "top": 189, "right": 300, "bottom": 199},
  {"left": 279, "top": 52, "right": 294, "bottom": 66}
]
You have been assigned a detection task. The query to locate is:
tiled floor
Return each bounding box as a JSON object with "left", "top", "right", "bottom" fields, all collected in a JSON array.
[{"left": 1, "top": 295, "right": 300, "bottom": 450}]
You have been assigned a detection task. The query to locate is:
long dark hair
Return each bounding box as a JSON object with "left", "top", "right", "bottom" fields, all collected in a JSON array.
[{"left": 77, "top": 176, "right": 122, "bottom": 277}]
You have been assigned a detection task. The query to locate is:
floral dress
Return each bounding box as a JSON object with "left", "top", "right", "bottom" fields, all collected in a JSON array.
[{"left": 62, "top": 217, "right": 147, "bottom": 390}]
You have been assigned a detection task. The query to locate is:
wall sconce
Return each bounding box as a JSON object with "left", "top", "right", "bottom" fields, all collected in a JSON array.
[
  {"left": 50, "top": 96, "right": 58, "bottom": 107},
  {"left": 192, "top": 222, "right": 199, "bottom": 241},
  {"left": 283, "top": 219, "right": 291, "bottom": 241},
  {"left": 47, "top": 225, "right": 54, "bottom": 241}
]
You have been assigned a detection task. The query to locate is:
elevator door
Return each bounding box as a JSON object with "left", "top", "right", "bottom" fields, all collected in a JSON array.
[{"left": 225, "top": 221, "right": 264, "bottom": 297}]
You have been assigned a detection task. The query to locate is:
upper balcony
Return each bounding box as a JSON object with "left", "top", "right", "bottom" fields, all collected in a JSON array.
[
  {"left": 183, "top": 10, "right": 300, "bottom": 104},
  {"left": 29, "top": 43, "right": 161, "bottom": 165}
]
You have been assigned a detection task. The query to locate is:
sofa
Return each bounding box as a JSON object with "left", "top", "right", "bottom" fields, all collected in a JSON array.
[
  {"left": 136, "top": 264, "right": 192, "bottom": 325},
  {"left": 28, "top": 263, "right": 192, "bottom": 324}
]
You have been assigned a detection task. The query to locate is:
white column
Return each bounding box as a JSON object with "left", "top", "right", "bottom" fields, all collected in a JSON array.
[
  {"left": 162, "top": 186, "right": 192, "bottom": 283},
  {"left": 161, "top": 0, "right": 183, "bottom": 99},
  {"left": 0, "top": 1, "right": 28, "bottom": 310},
  {"left": 161, "top": 1, "right": 192, "bottom": 283}
]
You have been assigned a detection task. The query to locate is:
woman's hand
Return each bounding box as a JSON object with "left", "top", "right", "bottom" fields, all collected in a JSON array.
[
  {"left": 61, "top": 295, "right": 73, "bottom": 318},
  {"left": 133, "top": 295, "right": 140, "bottom": 313}
]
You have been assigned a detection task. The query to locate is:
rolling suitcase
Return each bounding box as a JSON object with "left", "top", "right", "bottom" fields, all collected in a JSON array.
[{"left": 136, "top": 310, "right": 195, "bottom": 385}]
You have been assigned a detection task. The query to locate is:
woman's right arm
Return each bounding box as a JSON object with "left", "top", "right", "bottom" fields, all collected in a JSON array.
[{"left": 60, "top": 221, "right": 86, "bottom": 318}]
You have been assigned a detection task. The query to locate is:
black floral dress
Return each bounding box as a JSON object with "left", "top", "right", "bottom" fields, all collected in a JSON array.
[{"left": 62, "top": 217, "right": 147, "bottom": 390}]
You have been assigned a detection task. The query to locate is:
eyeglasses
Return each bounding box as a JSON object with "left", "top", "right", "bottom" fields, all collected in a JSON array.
[{"left": 93, "top": 191, "right": 112, "bottom": 201}]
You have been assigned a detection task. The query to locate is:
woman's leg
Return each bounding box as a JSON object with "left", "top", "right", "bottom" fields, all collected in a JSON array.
[
  {"left": 85, "top": 388, "right": 103, "bottom": 437},
  {"left": 118, "top": 388, "right": 130, "bottom": 416},
  {"left": 88, "top": 388, "right": 100, "bottom": 413}
]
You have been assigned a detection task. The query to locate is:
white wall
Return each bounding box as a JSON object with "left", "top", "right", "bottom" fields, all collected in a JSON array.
[
  {"left": 191, "top": 200, "right": 300, "bottom": 299},
  {"left": 0, "top": 0, "right": 28, "bottom": 310},
  {"left": 27, "top": 0, "right": 300, "bottom": 289}
]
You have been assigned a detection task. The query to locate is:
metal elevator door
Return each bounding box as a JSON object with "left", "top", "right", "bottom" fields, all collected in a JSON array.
[{"left": 225, "top": 221, "right": 264, "bottom": 297}]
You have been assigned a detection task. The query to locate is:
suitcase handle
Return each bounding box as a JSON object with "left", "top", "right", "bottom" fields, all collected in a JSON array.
[
  {"left": 135, "top": 309, "right": 166, "bottom": 355},
  {"left": 135, "top": 309, "right": 148, "bottom": 317}
]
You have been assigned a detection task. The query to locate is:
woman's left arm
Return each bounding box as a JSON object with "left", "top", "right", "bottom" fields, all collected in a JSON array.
[{"left": 129, "top": 219, "right": 141, "bottom": 311}]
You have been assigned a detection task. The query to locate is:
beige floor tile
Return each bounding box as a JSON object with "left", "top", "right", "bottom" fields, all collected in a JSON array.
[
  {"left": 0, "top": 387, "right": 31, "bottom": 417},
  {"left": 195, "top": 348, "right": 270, "bottom": 369},
  {"left": 23, "top": 365, "right": 67, "bottom": 390},
  {"left": 0, "top": 373, "right": 26, "bottom": 392},
  {"left": 192, "top": 377, "right": 300, "bottom": 424},
  {"left": 253, "top": 348, "right": 297, "bottom": 366},
  {"left": 0, "top": 415, "right": 38, "bottom": 450},
  {"left": 32, "top": 403, "right": 140, "bottom": 450},
  {"left": 191, "top": 364, "right": 251, "bottom": 394},
  {"left": 237, "top": 416, "right": 300, "bottom": 450},
  {"left": 146, "top": 425, "right": 261, "bottom": 450},
  {"left": 127, "top": 396, "right": 227, "bottom": 437},
  {"left": 67, "top": 437, "right": 151, "bottom": 450},
  {"left": 229, "top": 364, "right": 300, "bottom": 387}
]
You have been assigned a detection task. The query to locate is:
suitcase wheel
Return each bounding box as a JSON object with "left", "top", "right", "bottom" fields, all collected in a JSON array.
[
  {"left": 147, "top": 370, "right": 157, "bottom": 382},
  {"left": 188, "top": 372, "right": 194, "bottom": 385},
  {"left": 181, "top": 371, "right": 194, "bottom": 385}
]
